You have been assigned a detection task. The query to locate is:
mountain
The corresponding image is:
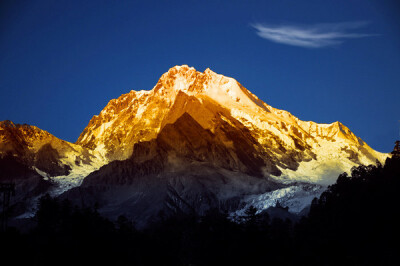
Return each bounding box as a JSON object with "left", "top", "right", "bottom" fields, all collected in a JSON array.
[
  {"left": 77, "top": 65, "right": 386, "bottom": 183},
  {"left": 0, "top": 65, "right": 388, "bottom": 225},
  {"left": 65, "top": 65, "right": 387, "bottom": 226}
]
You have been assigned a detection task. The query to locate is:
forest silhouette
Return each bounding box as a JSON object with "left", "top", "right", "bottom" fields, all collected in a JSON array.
[{"left": 1, "top": 155, "right": 399, "bottom": 265}]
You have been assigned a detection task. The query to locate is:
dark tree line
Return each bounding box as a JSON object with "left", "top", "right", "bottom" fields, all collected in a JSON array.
[{"left": 1, "top": 156, "right": 399, "bottom": 265}]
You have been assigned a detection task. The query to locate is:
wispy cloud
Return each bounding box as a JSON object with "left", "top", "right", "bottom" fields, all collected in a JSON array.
[{"left": 251, "top": 22, "right": 375, "bottom": 48}]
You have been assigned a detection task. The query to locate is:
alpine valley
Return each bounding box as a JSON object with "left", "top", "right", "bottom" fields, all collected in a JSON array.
[{"left": 0, "top": 65, "right": 388, "bottom": 227}]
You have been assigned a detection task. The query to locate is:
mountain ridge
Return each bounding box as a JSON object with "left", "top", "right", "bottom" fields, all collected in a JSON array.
[{"left": 75, "top": 65, "right": 386, "bottom": 182}]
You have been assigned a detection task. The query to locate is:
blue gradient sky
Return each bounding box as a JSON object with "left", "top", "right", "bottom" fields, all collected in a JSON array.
[{"left": 1, "top": 0, "right": 399, "bottom": 152}]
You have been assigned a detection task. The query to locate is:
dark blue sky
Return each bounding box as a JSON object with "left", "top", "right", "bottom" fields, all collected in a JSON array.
[{"left": 1, "top": 0, "right": 399, "bottom": 152}]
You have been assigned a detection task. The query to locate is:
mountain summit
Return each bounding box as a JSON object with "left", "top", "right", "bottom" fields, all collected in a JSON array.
[{"left": 76, "top": 65, "right": 385, "bottom": 183}]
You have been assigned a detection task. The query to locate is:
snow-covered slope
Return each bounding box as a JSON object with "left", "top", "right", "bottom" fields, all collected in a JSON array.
[{"left": 233, "top": 183, "right": 325, "bottom": 217}]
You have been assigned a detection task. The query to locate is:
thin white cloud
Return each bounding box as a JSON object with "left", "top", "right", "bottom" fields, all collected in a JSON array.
[{"left": 251, "top": 22, "right": 375, "bottom": 48}]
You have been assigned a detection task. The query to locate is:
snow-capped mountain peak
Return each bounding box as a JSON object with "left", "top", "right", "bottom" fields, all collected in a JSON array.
[{"left": 75, "top": 65, "right": 387, "bottom": 185}]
